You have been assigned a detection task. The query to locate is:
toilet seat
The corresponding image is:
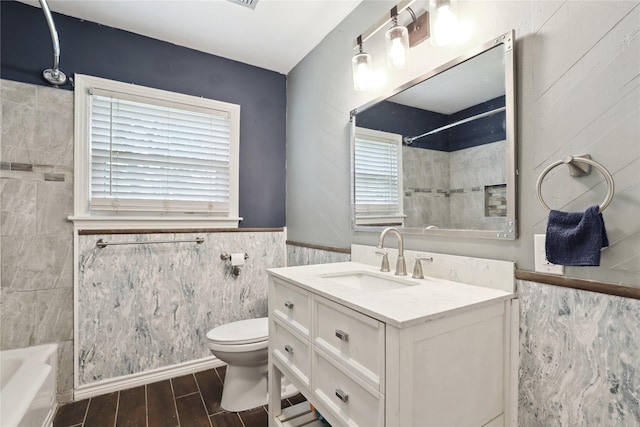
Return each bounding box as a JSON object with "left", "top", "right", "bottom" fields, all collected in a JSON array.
[{"left": 206, "top": 317, "right": 268, "bottom": 346}]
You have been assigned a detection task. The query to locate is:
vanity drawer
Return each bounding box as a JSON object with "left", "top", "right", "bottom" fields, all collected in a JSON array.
[
  {"left": 271, "top": 318, "right": 311, "bottom": 387},
  {"left": 313, "top": 295, "right": 385, "bottom": 390},
  {"left": 270, "top": 278, "right": 310, "bottom": 337},
  {"left": 313, "top": 349, "right": 384, "bottom": 427}
]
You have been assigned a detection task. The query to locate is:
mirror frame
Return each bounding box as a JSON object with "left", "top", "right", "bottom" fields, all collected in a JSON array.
[{"left": 349, "top": 30, "right": 517, "bottom": 240}]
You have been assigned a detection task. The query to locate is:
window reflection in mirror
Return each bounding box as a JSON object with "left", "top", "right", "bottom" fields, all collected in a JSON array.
[
  {"left": 353, "top": 127, "right": 403, "bottom": 226},
  {"left": 351, "top": 31, "right": 516, "bottom": 239}
]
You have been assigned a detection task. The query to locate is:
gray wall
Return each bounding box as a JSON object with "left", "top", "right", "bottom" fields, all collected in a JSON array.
[{"left": 286, "top": 0, "right": 640, "bottom": 287}]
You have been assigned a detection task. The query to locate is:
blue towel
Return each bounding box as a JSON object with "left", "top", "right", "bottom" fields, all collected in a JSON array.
[{"left": 545, "top": 205, "right": 609, "bottom": 266}]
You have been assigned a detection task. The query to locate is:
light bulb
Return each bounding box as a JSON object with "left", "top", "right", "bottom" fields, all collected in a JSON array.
[
  {"left": 352, "top": 52, "right": 372, "bottom": 91},
  {"left": 385, "top": 25, "right": 409, "bottom": 69},
  {"left": 430, "top": 0, "right": 459, "bottom": 46},
  {"left": 389, "top": 38, "right": 407, "bottom": 67}
]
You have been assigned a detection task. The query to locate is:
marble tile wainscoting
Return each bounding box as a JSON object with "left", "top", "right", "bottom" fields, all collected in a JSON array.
[
  {"left": 76, "top": 230, "right": 285, "bottom": 394},
  {"left": 286, "top": 241, "right": 351, "bottom": 267},
  {"left": 518, "top": 279, "right": 640, "bottom": 426}
]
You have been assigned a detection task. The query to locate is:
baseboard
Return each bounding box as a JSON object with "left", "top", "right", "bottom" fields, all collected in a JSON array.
[{"left": 73, "top": 356, "right": 225, "bottom": 401}]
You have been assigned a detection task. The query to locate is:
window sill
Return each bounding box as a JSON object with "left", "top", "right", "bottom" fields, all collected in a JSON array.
[
  {"left": 355, "top": 215, "right": 405, "bottom": 226},
  {"left": 68, "top": 216, "right": 242, "bottom": 231}
]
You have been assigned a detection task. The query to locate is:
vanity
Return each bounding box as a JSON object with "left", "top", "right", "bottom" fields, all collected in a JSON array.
[
  {"left": 268, "top": 29, "right": 519, "bottom": 425},
  {"left": 267, "top": 246, "right": 518, "bottom": 427}
]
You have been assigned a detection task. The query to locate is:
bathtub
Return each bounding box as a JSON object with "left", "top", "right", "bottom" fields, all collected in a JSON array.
[{"left": 0, "top": 344, "right": 58, "bottom": 427}]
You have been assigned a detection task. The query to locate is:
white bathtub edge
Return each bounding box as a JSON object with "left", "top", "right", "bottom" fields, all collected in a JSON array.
[
  {"left": 0, "top": 344, "right": 58, "bottom": 427},
  {"left": 74, "top": 355, "right": 225, "bottom": 400},
  {"left": 42, "top": 402, "right": 58, "bottom": 427}
]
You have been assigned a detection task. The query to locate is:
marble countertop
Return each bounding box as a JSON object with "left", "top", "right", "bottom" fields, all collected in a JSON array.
[{"left": 268, "top": 261, "right": 515, "bottom": 328}]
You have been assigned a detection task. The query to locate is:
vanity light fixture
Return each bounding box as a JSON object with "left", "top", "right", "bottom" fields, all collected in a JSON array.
[
  {"left": 429, "top": 0, "right": 459, "bottom": 46},
  {"left": 385, "top": 6, "right": 410, "bottom": 68},
  {"left": 352, "top": 35, "right": 373, "bottom": 91},
  {"left": 352, "top": 0, "right": 430, "bottom": 91}
]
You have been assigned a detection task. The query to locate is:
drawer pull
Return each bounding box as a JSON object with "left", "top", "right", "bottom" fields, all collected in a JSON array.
[
  {"left": 284, "top": 344, "right": 294, "bottom": 355},
  {"left": 284, "top": 301, "right": 294, "bottom": 309},
  {"left": 335, "top": 329, "right": 349, "bottom": 341},
  {"left": 335, "top": 388, "right": 349, "bottom": 403}
]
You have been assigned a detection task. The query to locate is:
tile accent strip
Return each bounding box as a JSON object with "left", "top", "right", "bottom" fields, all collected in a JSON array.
[
  {"left": 1, "top": 163, "right": 73, "bottom": 183},
  {"left": 44, "top": 173, "right": 66, "bottom": 182},
  {"left": 10, "top": 162, "right": 34, "bottom": 172}
]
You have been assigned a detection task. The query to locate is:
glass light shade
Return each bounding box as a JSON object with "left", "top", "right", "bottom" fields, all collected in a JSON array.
[
  {"left": 385, "top": 25, "right": 409, "bottom": 68},
  {"left": 352, "top": 51, "right": 373, "bottom": 91},
  {"left": 429, "top": 0, "right": 458, "bottom": 46}
]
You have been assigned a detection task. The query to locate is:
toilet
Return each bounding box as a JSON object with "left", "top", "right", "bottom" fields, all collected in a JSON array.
[{"left": 206, "top": 317, "right": 297, "bottom": 412}]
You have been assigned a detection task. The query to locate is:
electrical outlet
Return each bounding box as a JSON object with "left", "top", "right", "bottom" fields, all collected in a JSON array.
[{"left": 534, "top": 234, "right": 564, "bottom": 275}]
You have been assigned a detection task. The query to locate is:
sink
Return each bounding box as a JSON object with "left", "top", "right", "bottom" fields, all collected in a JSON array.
[{"left": 320, "top": 270, "right": 416, "bottom": 292}]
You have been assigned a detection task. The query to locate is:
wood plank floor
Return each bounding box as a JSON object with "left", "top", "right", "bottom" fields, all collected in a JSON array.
[{"left": 54, "top": 366, "right": 308, "bottom": 427}]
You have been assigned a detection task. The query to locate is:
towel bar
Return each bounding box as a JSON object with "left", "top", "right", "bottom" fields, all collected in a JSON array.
[
  {"left": 96, "top": 237, "right": 204, "bottom": 248},
  {"left": 536, "top": 155, "right": 614, "bottom": 213}
]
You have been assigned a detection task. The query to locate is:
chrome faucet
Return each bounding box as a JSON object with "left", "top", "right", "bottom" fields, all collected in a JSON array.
[{"left": 377, "top": 227, "right": 407, "bottom": 276}]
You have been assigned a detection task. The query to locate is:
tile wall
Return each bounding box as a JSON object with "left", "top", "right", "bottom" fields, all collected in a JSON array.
[
  {"left": 402, "top": 146, "right": 450, "bottom": 228},
  {"left": 402, "top": 140, "right": 506, "bottom": 229},
  {"left": 77, "top": 231, "right": 285, "bottom": 386},
  {"left": 449, "top": 141, "right": 507, "bottom": 230},
  {"left": 518, "top": 280, "right": 640, "bottom": 425},
  {"left": 0, "top": 79, "right": 75, "bottom": 400},
  {"left": 286, "top": 244, "right": 351, "bottom": 267}
]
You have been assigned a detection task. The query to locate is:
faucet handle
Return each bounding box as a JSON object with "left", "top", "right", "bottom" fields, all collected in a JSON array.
[
  {"left": 375, "top": 250, "right": 390, "bottom": 272},
  {"left": 412, "top": 257, "right": 434, "bottom": 279}
]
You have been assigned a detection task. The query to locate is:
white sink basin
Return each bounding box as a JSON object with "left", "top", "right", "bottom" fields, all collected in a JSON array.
[{"left": 320, "top": 270, "right": 416, "bottom": 292}]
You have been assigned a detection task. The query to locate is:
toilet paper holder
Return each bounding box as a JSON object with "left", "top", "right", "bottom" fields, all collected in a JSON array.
[
  {"left": 220, "top": 252, "right": 249, "bottom": 277},
  {"left": 220, "top": 252, "right": 249, "bottom": 262}
]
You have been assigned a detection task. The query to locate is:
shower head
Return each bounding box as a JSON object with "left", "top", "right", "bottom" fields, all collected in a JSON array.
[{"left": 39, "top": 0, "right": 68, "bottom": 86}]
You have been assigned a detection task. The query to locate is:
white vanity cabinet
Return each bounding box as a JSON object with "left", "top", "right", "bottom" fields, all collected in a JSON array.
[{"left": 268, "top": 262, "right": 518, "bottom": 427}]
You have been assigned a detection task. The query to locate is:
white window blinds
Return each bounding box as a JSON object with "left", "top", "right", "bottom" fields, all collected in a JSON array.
[
  {"left": 354, "top": 127, "right": 403, "bottom": 224},
  {"left": 90, "top": 91, "right": 232, "bottom": 214}
]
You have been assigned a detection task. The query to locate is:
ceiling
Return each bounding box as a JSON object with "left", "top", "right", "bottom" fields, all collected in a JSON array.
[
  {"left": 389, "top": 44, "right": 505, "bottom": 115},
  {"left": 19, "top": 0, "right": 363, "bottom": 74}
]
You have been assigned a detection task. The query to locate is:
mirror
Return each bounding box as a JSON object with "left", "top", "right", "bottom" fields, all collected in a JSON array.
[{"left": 350, "top": 31, "right": 517, "bottom": 239}]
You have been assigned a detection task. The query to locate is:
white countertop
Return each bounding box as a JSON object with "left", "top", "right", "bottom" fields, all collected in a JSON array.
[{"left": 268, "top": 261, "right": 515, "bottom": 328}]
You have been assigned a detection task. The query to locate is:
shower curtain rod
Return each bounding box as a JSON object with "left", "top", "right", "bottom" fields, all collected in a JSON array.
[
  {"left": 403, "top": 106, "right": 506, "bottom": 145},
  {"left": 39, "top": 0, "right": 68, "bottom": 86}
]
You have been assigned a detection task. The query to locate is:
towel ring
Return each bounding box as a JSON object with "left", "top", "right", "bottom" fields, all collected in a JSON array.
[{"left": 536, "top": 155, "right": 614, "bottom": 213}]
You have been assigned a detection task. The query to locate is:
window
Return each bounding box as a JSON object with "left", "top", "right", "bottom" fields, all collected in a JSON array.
[
  {"left": 72, "top": 75, "right": 241, "bottom": 229},
  {"left": 353, "top": 127, "right": 404, "bottom": 226}
]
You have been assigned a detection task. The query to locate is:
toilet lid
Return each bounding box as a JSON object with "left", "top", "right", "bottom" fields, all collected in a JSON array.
[{"left": 206, "top": 317, "right": 268, "bottom": 345}]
